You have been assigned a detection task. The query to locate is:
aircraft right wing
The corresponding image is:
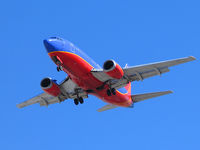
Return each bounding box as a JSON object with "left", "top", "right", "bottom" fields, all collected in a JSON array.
[{"left": 17, "top": 92, "right": 63, "bottom": 108}]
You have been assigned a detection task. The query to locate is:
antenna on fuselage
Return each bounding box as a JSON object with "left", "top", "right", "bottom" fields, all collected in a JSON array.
[{"left": 124, "top": 64, "right": 129, "bottom": 68}]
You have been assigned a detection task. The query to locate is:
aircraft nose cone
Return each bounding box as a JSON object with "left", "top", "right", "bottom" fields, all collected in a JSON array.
[
  {"left": 43, "top": 37, "right": 64, "bottom": 53},
  {"left": 43, "top": 39, "right": 55, "bottom": 53}
]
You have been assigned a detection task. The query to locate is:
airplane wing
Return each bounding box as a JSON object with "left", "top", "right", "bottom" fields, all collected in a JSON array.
[
  {"left": 17, "top": 77, "right": 88, "bottom": 108},
  {"left": 123, "top": 56, "right": 196, "bottom": 81},
  {"left": 92, "top": 56, "right": 196, "bottom": 89},
  {"left": 17, "top": 93, "right": 62, "bottom": 108}
]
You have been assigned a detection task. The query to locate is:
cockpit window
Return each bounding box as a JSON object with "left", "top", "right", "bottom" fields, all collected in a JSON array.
[{"left": 50, "top": 37, "right": 62, "bottom": 40}]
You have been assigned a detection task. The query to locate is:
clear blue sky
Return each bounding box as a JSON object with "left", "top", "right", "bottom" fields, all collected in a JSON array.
[{"left": 1, "top": 0, "right": 200, "bottom": 150}]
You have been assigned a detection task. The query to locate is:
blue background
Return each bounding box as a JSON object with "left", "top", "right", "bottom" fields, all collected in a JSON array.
[{"left": 1, "top": 0, "right": 199, "bottom": 150}]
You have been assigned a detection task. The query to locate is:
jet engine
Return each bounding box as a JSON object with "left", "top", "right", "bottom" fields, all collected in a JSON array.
[
  {"left": 103, "top": 60, "right": 124, "bottom": 79},
  {"left": 40, "top": 77, "right": 61, "bottom": 97}
]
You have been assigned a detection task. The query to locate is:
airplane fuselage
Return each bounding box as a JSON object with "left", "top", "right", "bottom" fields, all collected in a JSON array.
[{"left": 44, "top": 37, "right": 133, "bottom": 107}]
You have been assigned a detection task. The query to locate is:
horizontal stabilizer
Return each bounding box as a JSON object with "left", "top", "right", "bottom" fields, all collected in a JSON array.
[
  {"left": 131, "top": 90, "right": 173, "bottom": 103},
  {"left": 97, "top": 104, "right": 118, "bottom": 112}
]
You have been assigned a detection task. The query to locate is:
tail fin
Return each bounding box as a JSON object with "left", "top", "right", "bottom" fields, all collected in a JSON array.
[{"left": 131, "top": 90, "right": 173, "bottom": 103}]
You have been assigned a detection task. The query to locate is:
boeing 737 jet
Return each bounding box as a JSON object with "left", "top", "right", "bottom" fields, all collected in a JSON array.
[{"left": 17, "top": 37, "right": 196, "bottom": 111}]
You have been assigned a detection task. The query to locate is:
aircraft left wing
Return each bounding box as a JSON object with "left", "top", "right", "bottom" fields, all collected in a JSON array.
[
  {"left": 92, "top": 56, "right": 196, "bottom": 89},
  {"left": 17, "top": 77, "right": 88, "bottom": 108},
  {"left": 123, "top": 56, "right": 196, "bottom": 81}
]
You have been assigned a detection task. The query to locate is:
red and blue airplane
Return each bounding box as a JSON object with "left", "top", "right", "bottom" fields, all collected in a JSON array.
[{"left": 17, "top": 37, "right": 196, "bottom": 111}]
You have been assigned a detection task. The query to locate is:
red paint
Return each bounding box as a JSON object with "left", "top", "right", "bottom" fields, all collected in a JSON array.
[
  {"left": 42, "top": 81, "right": 61, "bottom": 97},
  {"left": 105, "top": 64, "right": 124, "bottom": 79},
  {"left": 48, "top": 51, "right": 133, "bottom": 107}
]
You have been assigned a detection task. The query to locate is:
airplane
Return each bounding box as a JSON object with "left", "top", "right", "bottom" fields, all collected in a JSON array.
[{"left": 17, "top": 37, "right": 196, "bottom": 112}]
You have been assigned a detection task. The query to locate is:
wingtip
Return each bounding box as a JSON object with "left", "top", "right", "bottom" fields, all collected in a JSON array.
[
  {"left": 16, "top": 104, "right": 23, "bottom": 109},
  {"left": 163, "top": 90, "right": 173, "bottom": 94},
  {"left": 189, "top": 56, "right": 196, "bottom": 61},
  {"left": 168, "top": 90, "right": 173, "bottom": 94}
]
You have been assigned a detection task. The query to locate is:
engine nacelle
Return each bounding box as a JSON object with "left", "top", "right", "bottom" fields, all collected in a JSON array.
[
  {"left": 40, "top": 77, "right": 61, "bottom": 97},
  {"left": 103, "top": 60, "right": 124, "bottom": 79}
]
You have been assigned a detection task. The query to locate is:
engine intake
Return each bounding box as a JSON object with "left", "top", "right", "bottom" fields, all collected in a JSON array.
[
  {"left": 40, "top": 77, "right": 61, "bottom": 97},
  {"left": 103, "top": 60, "right": 124, "bottom": 79}
]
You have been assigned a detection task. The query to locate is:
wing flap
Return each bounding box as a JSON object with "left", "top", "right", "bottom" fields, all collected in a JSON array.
[{"left": 132, "top": 90, "right": 173, "bottom": 103}]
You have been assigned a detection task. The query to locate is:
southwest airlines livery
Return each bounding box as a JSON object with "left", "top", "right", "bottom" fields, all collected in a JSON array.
[{"left": 17, "top": 37, "right": 196, "bottom": 112}]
